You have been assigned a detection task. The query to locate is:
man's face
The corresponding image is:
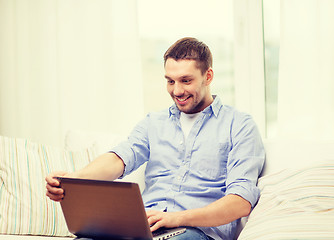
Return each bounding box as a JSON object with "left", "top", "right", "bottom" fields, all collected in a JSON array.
[{"left": 165, "top": 58, "right": 213, "bottom": 114}]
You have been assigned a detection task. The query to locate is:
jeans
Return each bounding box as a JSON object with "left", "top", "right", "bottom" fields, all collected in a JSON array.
[
  {"left": 171, "top": 227, "right": 213, "bottom": 240},
  {"left": 74, "top": 227, "right": 213, "bottom": 240}
]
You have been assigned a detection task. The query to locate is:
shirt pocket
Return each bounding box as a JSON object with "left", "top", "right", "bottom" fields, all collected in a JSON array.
[{"left": 191, "top": 142, "right": 230, "bottom": 180}]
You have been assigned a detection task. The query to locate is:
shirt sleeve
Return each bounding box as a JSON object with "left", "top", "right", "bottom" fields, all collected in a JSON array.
[
  {"left": 225, "top": 113, "right": 265, "bottom": 207},
  {"left": 110, "top": 115, "right": 150, "bottom": 177}
]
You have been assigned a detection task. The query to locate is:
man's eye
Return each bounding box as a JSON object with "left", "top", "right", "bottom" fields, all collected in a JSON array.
[{"left": 168, "top": 80, "right": 175, "bottom": 84}]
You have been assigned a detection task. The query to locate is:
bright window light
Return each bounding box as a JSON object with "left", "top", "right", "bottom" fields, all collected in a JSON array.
[{"left": 137, "top": 0, "right": 235, "bottom": 113}]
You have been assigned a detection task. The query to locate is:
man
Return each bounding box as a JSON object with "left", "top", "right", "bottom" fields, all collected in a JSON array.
[{"left": 46, "top": 37, "right": 265, "bottom": 240}]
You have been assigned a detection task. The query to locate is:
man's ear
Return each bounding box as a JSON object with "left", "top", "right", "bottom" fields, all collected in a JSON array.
[{"left": 205, "top": 68, "right": 214, "bottom": 85}]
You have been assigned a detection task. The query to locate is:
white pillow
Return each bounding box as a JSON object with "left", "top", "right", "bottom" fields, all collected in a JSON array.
[
  {"left": 64, "top": 130, "right": 126, "bottom": 154},
  {"left": 64, "top": 130, "right": 146, "bottom": 192},
  {"left": 238, "top": 161, "right": 334, "bottom": 240},
  {"left": 0, "top": 136, "right": 97, "bottom": 236}
]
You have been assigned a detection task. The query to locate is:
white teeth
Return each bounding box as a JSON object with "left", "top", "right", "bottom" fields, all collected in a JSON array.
[{"left": 177, "top": 97, "right": 188, "bottom": 102}]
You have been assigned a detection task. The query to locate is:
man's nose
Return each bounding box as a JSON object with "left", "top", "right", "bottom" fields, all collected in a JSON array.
[{"left": 173, "top": 82, "right": 184, "bottom": 96}]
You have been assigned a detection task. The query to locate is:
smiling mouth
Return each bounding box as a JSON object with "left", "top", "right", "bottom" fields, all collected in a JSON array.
[{"left": 175, "top": 96, "right": 191, "bottom": 104}]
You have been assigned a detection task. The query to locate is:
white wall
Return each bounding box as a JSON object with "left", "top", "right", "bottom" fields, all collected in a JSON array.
[{"left": 0, "top": 0, "right": 144, "bottom": 147}]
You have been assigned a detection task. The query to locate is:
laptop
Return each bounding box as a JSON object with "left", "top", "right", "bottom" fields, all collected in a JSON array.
[{"left": 57, "top": 177, "right": 186, "bottom": 240}]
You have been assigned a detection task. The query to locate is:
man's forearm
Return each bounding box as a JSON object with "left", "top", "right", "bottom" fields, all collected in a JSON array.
[
  {"left": 178, "top": 194, "right": 251, "bottom": 227},
  {"left": 72, "top": 152, "right": 125, "bottom": 181}
]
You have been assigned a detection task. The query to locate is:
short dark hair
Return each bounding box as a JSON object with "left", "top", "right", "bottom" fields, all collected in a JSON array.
[{"left": 163, "top": 37, "right": 213, "bottom": 74}]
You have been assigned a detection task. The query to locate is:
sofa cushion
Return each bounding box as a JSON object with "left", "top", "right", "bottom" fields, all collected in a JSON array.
[
  {"left": 0, "top": 136, "right": 97, "bottom": 236},
  {"left": 238, "top": 161, "right": 334, "bottom": 240}
]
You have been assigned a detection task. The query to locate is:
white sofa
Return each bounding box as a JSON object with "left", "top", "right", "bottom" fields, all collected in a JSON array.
[{"left": 0, "top": 131, "right": 333, "bottom": 240}]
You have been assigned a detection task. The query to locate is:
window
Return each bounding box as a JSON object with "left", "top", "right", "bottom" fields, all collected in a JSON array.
[{"left": 263, "top": 0, "right": 280, "bottom": 138}]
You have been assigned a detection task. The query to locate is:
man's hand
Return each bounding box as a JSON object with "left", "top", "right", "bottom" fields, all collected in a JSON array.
[
  {"left": 146, "top": 210, "right": 184, "bottom": 232},
  {"left": 45, "top": 171, "right": 69, "bottom": 202},
  {"left": 146, "top": 194, "right": 251, "bottom": 232}
]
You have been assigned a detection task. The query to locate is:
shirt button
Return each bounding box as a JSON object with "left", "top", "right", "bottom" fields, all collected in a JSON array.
[
  {"left": 177, "top": 176, "right": 182, "bottom": 181},
  {"left": 180, "top": 141, "right": 183, "bottom": 145}
]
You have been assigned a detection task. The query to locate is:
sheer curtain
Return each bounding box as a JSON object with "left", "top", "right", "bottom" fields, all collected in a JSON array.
[
  {"left": 0, "top": 0, "right": 144, "bottom": 147},
  {"left": 277, "top": 0, "right": 334, "bottom": 140},
  {"left": 233, "top": 0, "right": 266, "bottom": 137}
]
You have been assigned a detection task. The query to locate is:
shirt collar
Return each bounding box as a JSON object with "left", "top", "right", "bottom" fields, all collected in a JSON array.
[{"left": 169, "top": 95, "right": 223, "bottom": 118}]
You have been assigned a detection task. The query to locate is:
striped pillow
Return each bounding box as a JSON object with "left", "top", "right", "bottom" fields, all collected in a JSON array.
[
  {"left": 238, "top": 162, "right": 334, "bottom": 240},
  {"left": 0, "top": 136, "right": 96, "bottom": 236}
]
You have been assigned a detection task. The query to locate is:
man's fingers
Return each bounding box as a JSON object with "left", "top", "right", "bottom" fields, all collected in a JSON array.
[
  {"left": 46, "top": 182, "right": 63, "bottom": 194},
  {"left": 45, "top": 171, "right": 68, "bottom": 202},
  {"left": 147, "top": 210, "right": 161, "bottom": 225},
  {"left": 150, "top": 221, "right": 163, "bottom": 232},
  {"left": 45, "top": 176, "right": 59, "bottom": 187},
  {"left": 45, "top": 171, "right": 67, "bottom": 186},
  {"left": 148, "top": 215, "right": 158, "bottom": 226},
  {"left": 148, "top": 215, "right": 164, "bottom": 232},
  {"left": 46, "top": 191, "right": 64, "bottom": 202},
  {"left": 147, "top": 211, "right": 181, "bottom": 232}
]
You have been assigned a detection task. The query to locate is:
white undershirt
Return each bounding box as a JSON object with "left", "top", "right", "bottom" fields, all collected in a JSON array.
[{"left": 180, "top": 112, "right": 201, "bottom": 139}]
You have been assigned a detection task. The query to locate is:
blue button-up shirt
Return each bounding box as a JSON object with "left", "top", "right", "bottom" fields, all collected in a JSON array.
[{"left": 111, "top": 96, "right": 265, "bottom": 240}]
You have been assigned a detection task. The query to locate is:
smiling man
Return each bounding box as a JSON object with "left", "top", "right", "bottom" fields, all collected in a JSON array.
[
  {"left": 46, "top": 37, "right": 265, "bottom": 240},
  {"left": 165, "top": 57, "right": 213, "bottom": 114}
]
